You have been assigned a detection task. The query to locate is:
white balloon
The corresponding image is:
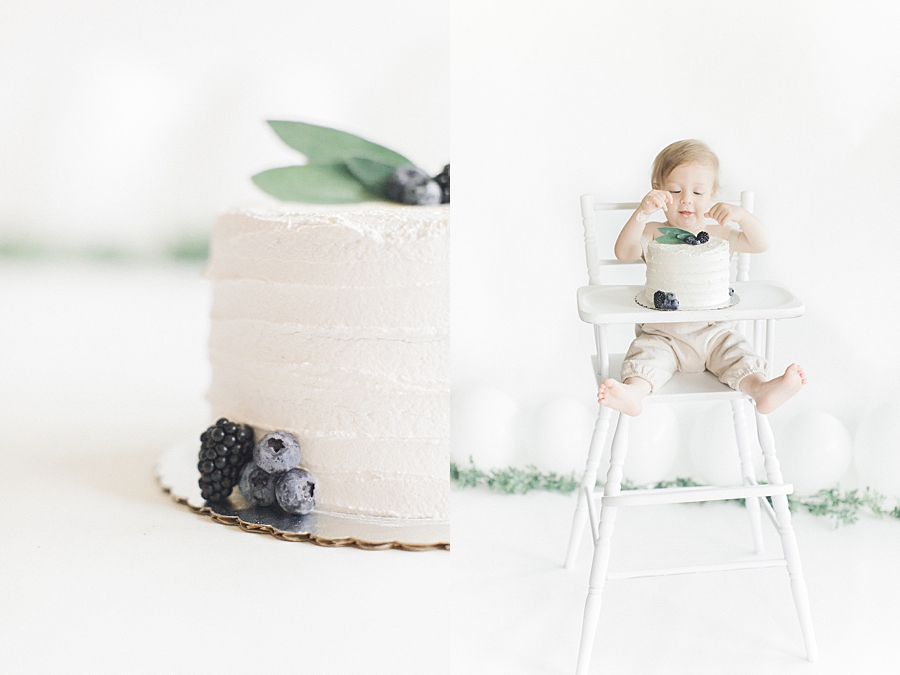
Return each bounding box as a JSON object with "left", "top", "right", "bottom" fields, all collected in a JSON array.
[
  {"left": 450, "top": 386, "right": 518, "bottom": 469},
  {"left": 773, "top": 411, "right": 852, "bottom": 495},
  {"left": 688, "top": 402, "right": 763, "bottom": 486},
  {"left": 530, "top": 398, "right": 595, "bottom": 475},
  {"left": 590, "top": 406, "right": 683, "bottom": 486},
  {"left": 618, "top": 405, "right": 681, "bottom": 485},
  {"left": 854, "top": 398, "right": 900, "bottom": 497}
]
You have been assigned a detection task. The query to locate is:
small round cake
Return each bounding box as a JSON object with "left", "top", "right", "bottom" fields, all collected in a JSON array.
[{"left": 645, "top": 235, "right": 732, "bottom": 310}]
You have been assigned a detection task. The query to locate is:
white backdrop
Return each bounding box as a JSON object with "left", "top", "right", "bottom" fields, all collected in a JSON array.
[
  {"left": 450, "top": 0, "right": 900, "bottom": 474},
  {"left": 0, "top": 1, "right": 450, "bottom": 251},
  {"left": 2, "top": 0, "right": 899, "bottom": 478}
]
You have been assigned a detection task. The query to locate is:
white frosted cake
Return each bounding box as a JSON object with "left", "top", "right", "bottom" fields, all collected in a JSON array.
[
  {"left": 204, "top": 204, "right": 449, "bottom": 521},
  {"left": 644, "top": 235, "right": 732, "bottom": 309}
]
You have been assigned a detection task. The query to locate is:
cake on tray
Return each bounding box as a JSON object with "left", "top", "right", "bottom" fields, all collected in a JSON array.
[
  {"left": 643, "top": 233, "right": 732, "bottom": 310},
  {"left": 204, "top": 203, "right": 449, "bottom": 521}
]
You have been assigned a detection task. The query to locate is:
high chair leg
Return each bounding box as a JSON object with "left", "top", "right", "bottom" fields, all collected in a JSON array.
[
  {"left": 755, "top": 409, "right": 819, "bottom": 662},
  {"left": 732, "top": 399, "right": 764, "bottom": 554},
  {"left": 566, "top": 406, "right": 612, "bottom": 568},
  {"left": 576, "top": 413, "right": 629, "bottom": 674}
]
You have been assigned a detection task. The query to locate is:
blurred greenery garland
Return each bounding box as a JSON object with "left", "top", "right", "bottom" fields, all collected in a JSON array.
[{"left": 450, "top": 459, "right": 900, "bottom": 527}]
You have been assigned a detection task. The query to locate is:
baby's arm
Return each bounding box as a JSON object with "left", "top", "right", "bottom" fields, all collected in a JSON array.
[
  {"left": 614, "top": 190, "right": 673, "bottom": 262},
  {"left": 706, "top": 203, "right": 771, "bottom": 253}
]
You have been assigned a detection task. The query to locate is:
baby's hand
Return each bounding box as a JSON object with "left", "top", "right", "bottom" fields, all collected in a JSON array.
[
  {"left": 639, "top": 190, "right": 672, "bottom": 216},
  {"left": 705, "top": 202, "right": 746, "bottom": 226}
]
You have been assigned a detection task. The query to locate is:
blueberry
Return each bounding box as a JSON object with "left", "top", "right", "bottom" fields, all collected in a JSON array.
[
  {"left": 275, "top": 468, "right": 316, "bottom": 515},
  {"left": 685, "top": 236, "right": 699, "bottom": 245},
  {"left": 253, "top": 431, "right": 302, "bottom": 474},
  {"left": 384, "top": 166, "right": 442, "bottom": 205},
  {"left": 238, "top": 462, "right": 278, "bottom": 507},
  {"left": 385, "top": 165, "right": 427, "bottom": 201},
  {"left": 729, "top": 287, "right": 735, "bottom": 297},
  {"left": 408, "top": 180, "right": 443, "bottom": 206},
  {"left": 662, "top": 292, "right": 679, "bottom": 310}
]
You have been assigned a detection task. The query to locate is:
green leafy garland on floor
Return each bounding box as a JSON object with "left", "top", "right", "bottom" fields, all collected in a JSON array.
[
  {"left": 450, "top": 460, "right": 900, "bottom": 526},
  {"left": 450, "top": 461, "right": 579, "bottom": 494}
]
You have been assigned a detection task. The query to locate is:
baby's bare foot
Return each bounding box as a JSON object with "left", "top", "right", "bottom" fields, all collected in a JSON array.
[
  {"left": 752, "top": 364, "right": 806, "bottom": 414},
  {"left": 597, "top": 378, "right": 645, "bottom": 417}
]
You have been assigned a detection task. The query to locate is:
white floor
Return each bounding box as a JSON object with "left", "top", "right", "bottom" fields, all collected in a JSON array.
[{"left": 2, "top": 261, "right": 899, "bottom": 674}]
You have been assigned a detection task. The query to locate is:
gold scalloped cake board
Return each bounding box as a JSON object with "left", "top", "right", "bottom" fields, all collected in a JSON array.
[{"left": 156, "top": 439, "right": 449, "bottom": 551}]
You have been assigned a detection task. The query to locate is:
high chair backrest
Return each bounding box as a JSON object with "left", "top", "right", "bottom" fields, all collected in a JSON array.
[{"left": 580, "top": 191, "right": 754, "bottom": 286}]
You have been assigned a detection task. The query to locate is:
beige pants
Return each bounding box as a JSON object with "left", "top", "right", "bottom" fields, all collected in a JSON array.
[{"left": 621, "top": 321, "right": 767, "bottom": 393}]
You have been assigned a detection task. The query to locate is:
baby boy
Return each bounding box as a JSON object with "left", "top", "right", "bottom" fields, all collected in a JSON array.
[{"left": 597, "top": 140, "right": 805, "bottom": 416}]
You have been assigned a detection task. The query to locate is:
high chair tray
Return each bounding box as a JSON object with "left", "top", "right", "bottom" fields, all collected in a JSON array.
[{"left": 577, "top": 280, "right": 803, "bottom": 325}]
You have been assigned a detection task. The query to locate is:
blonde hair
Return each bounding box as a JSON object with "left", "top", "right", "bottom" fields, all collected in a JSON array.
[{"left": 651, "top": 140, "right": 719, "bottom": 193}]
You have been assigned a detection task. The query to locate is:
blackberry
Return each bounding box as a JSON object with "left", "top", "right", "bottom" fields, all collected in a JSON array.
[
  {"left": 653, "top": 290, "right": 666, "bottom": 309},
  {"left": 697, "top": 231, "right": 709, "bottom": 244},
  {"left": 434, "top": 164, "right": 450, "bottom": 204},
  {"left": 197, "top": 418, "right": 255, "bottom": 501}
]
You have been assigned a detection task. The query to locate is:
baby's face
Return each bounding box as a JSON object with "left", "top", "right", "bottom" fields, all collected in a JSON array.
[{"left": 660, "top": 162, "right": 717, "bottom": 231}]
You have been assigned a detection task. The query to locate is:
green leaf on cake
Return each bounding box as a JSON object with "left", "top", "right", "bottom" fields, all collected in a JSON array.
[
  {"left": 344, "top": 156, "right": 396, "bottom": 194},
  {"left": 267, "top": 121, "right": 412, "bottom": 167},
  {"left": 251, "top": 164, "right": 380, "bottom": 203},
  {"left": 656, "top": 227, "right": 694, "bottom": 245},
  {"left": 658, "top": 227, "right": 693, "bottom": 238}
]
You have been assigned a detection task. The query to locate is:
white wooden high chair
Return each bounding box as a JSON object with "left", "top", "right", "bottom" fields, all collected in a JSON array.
[{"left": 569, "top": 192, "right": 818, "bottom": 673}]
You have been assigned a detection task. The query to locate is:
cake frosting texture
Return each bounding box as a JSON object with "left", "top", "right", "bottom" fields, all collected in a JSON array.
[
  {"left": 205, "top": 205, "right": 449, "bottom": 520},
  {"left": 645, "top": 236, "right": 731, "bottom": 309}
]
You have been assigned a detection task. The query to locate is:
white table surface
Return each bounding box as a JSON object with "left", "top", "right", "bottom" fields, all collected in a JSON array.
[{"left": 577, "top": 280, "right": 804, "bottom": 325}]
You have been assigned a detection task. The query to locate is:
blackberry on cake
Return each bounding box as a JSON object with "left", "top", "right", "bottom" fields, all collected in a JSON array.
[
  {"left": 434, "top": 164, "right": 450, "bottom": 204},
  {"left": 653, "top": 290, "right": 666, "bottom": 309},
  {"left": 197, "top": 418, "right": 254, "bottom": 501},
  {"left": 697, "top": 231, "right": 710, "bottom": 244}
]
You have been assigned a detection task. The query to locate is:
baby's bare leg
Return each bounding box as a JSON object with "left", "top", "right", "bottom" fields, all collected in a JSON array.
[
  {"left": 597, "top": 377, "right": 653, "bottom": 417},
  {"left": 739, "top": 364, "right": 806, "bottom": 414}
]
